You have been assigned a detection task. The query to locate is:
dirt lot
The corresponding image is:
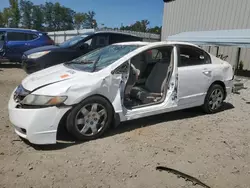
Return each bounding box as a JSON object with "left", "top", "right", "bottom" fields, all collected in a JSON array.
[{"left": 0, "top": 64, "right": 250, "bottom": 188}]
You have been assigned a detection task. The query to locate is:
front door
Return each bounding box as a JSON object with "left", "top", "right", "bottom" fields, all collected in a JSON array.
[
  {"left": 177, "top": 45, "right": 213, "bottom": 107},
  {"left": 120, "top": 46, "right": 179, "bottom": 121}
]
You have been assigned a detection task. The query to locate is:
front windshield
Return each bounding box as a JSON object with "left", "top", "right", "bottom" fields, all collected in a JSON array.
[
  {"left": 65, "top": 44, "right": 140, "bottom": 72},
  {"left": 59, "top": 34, "right": 89, "bottom": 48}
]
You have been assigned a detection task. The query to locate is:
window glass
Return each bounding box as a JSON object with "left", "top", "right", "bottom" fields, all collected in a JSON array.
[
  {"left": 151, "top": 49, "right": 162, "bottom": 60},
  {"left": 179, "top": 46, "right": 210, "bottom": 67},
  {"left": 65, "top": 44, "right": 141, "bottom": 72},
  {"left": 130, "top": 46, "right": 173, "bottom": 80},
  {"left": 7, "top": 32, "right": 26, "bottom": 41},
  {"left": 92, "top": 35, "right": 109, "bottom": 48},
  {"left": 59, "top": 34, "right": 89, "bottom": 48},
  {"left": 26, "top": 33, "right": 38, "bottom": 40},
  {"left": 110, "top": 34, "right": 140, "bottom": 44},
  {"left": 0, "top": 32, "right": 5, "bottom": 41}
]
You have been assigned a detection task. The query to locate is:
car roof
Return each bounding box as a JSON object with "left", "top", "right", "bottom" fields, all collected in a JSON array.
[
  {"left": 113, "top": 41, "right": 200, "bottom": 48},
  {"left": 0, "top": 28, "right": 42, "bottom": 33},
  {"left": 82, "top": 30, "right": 141, "bottom": 38},
  {"left": 113, "top": 41, "right": 150, "bottom": 46}
]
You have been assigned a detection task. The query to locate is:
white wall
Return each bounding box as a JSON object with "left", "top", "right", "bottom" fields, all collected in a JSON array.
[{"left": 162, "top": 0, "right": 250, "bottom": 70}]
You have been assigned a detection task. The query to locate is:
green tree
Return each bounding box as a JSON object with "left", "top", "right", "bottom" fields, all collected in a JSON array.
[
  {"left": 20, "top": 0, "right": 33, "bottom": 29},
  {"left": 120, "top": 20, "right": 150, "bottom": 32},
  {"left": 74, "top": 12, "right": 86, "bottom": 30},
  {"left": 32, "top": 5, "right": 44, "bottom": 30},
  {"left": 1, "top": 8, "right": 11, "bottom": 27},
  {"left": 50, "top": 2, "right": 75, "bottom": 31},
  {"left": 84, "top": 11, "right": 97, "bottom": 28},
  {"left": 0, "top": 12, "right": 3, "bottom": 27},
  {"left": 44, "top": 2, "right": 54, "bottom": 31},
  {"left": 9, "top": 0, "right": 20, "bottom": 27},
  {"left": 61, "top": 7, "right": 75, "bottom": 30},
  {"left": 148, "top": 26, "right": 162, "bottom": 34}
]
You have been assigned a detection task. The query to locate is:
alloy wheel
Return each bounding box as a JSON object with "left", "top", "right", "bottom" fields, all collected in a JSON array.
[{"left": 75, "top": 103, "right": 108, "bottom": 136}]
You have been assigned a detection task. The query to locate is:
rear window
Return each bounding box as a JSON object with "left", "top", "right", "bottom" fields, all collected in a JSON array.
[
  {"left": 26, "top": 33, "right": 38, "bottom": 40},
  {"left": 109, "top": 34, "right": 142, "bottom": 44}
]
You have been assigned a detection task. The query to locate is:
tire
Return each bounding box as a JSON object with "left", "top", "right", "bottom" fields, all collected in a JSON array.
[
  {"left": 202, "top": 84, "right": 225, "bottom": 114},
  {"left": 66, "top": 96, "right": 114, "bottom": 141}
]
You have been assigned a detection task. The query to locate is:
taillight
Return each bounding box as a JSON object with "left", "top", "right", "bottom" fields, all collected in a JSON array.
[{"left": 47, "top": 39, "right": 54, "bottom": 45}]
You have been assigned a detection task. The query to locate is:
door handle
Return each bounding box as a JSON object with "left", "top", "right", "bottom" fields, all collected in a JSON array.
[{"left": 202, "top": 70, "right": 212, "bottom": 76}]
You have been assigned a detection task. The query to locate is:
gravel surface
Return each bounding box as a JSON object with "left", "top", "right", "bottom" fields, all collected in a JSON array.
[{"left": 0, "top": 65, "right": 250, "bottom": 188}]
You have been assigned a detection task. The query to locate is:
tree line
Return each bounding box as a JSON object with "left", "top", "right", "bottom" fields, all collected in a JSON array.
[{"left": 0, "top": 0, "right": 161, "bottom": 34}]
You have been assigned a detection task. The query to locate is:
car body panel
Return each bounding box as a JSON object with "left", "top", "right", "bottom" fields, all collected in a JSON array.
[
  {"left": 0, "top": 28, "right": 54, "bottom": 62},
  {"left": 8, "top": 41, "right": 234, "bottom": 144}
]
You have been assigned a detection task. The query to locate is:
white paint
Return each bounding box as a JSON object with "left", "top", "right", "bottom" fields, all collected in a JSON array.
[{"left": 8, "top": 41, "right": 234, "bottom": 144}]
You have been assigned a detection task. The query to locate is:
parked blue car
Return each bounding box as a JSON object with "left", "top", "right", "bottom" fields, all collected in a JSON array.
[{"left": 0, "top": 28, "right": 54, "bottom": 62}]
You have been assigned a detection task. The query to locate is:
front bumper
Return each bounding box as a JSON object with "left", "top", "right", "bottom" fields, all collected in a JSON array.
[
  {"left": 22, "top": 55, "right": 43, "bottom": 74},
  {"left": 8, "top": 91, "right": 71, "bottom": 145}
]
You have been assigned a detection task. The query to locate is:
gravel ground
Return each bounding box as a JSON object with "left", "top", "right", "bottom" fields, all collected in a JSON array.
[{"left": 0, "top": 65, "right": 250, "bottom": 188}]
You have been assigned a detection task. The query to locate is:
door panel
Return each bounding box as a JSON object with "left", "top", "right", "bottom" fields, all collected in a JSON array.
[
  {"left": 109, "top": 61, "right": 130, "bottom": 121},
  {"left": 178, "top": 64, "right": 213, "bottom": 106},
  {"left": 5, "top": 32, "right": 30, "bottom": 61},
  {"left": 122, "top": 46, "right": 178, "bottom": 121}
]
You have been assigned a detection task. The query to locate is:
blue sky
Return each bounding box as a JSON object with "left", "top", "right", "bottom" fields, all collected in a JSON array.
[{"left": 0, "top": 0, "right": 164, "bottom": 28}]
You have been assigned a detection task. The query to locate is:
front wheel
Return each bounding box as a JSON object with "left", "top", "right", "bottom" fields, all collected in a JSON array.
[
  {"left": 203, "top": 84, "right": 225, "bottom": 114},
  {"left": 66, "top": 96, "right": 114, "bottom": 141}
]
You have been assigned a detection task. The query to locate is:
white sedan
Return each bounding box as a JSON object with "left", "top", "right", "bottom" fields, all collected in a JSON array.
[{"left": 8, "top": 41, "right": 234, "bottom": 145}]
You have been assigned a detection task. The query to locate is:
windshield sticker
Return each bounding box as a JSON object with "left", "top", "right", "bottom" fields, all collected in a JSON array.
[{"left": 60, "top": 74, "right": 69, "bottom": 78}]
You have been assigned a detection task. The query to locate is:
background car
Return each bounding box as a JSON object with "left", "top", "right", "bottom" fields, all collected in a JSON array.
[
  {"left": 0, "top": 28, "right": 54, "bottom": 63},
  {"left": 8, "top": 41, "right": 234, "bottom": 145},
  {"left": 21, "top": 31, "right": 143, "bottom": 74}
]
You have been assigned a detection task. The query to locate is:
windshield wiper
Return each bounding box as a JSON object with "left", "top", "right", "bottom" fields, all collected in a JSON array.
[{"left": 92, "top": 55, "right": 101, "bottom": 72}]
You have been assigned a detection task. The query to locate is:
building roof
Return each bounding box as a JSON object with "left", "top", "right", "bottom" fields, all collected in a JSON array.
[{"left": 167, "top": 29, "right": 250, "bottom": 48}]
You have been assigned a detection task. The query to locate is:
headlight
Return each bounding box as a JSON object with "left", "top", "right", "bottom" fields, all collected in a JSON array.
[
  {"left": 21, "top": 94, "right": 67, "bottom": 106},
  {"left": 27, "top": 51, "right": 50, "bottom": 59}
]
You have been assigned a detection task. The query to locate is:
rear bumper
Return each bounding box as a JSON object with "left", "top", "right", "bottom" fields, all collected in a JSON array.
[{"left": 225, "top": 79, "right": 234, "bottom": 97}]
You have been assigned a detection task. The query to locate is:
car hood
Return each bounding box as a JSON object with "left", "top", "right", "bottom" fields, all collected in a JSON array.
[
  {"left": 24, "top": 45, "right": 61, "bottom": 55},
  {"left": 21, "top": 64, "right": 93, "bottom": 91}
]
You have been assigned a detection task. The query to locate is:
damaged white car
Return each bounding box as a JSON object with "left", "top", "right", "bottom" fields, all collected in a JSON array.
[{"left": 8, "top": 41, "right": 234, "bottom": 145}]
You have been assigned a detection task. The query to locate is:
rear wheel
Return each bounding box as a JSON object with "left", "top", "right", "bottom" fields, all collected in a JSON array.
[
  {"left": 66, "top": 96, "right": 113, "bottom": 141},
  {"left": 203, "top": 84, "right": 225, "bottom": 114}
]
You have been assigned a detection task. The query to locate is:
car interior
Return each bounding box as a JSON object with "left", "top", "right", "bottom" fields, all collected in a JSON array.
[{"left": 123, "top": 46, "right": 174, "bottom": 108}]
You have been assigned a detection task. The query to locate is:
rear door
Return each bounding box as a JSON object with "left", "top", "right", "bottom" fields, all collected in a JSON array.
[
  {"left": 177, "top": 45, "right": 214, "bottom": 106},
  {"left": 5, "top": 31, "right": 30, "bottom": 61},
  {"left": 24, "top": 32, "right": 40, "bottom": 50}
]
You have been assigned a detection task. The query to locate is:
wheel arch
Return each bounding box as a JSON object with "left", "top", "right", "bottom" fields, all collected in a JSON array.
[
  {"left": 57, "top": 94, "right": 119, "bottom": 138},
  {"left": 209, "top": 80, "right": 226, "bottom": 99}
]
